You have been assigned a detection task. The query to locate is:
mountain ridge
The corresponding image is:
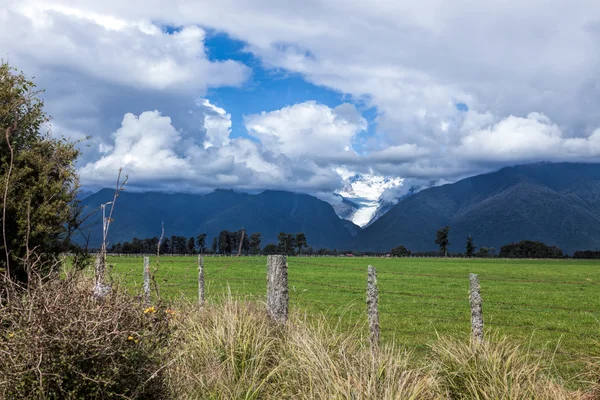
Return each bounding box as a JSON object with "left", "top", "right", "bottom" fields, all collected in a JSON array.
[
  {"left": 355, "top": 162, "right": 600, "bottom": 254},
  {"left": 78, "top": 189, "right": 360, "bottom": 250}
]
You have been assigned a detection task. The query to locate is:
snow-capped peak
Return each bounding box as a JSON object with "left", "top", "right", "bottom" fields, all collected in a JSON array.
[{"left": 334, "top": 168, "right": 403, "bottom": 227}]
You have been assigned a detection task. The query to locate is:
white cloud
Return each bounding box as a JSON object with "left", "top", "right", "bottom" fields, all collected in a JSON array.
[
  {"left": 244, "top": 101, "right": 367, "bottom": 159},
  {"left": 79, "top": 100, "right": 348, "bottom": 194},
  {"left": 5, "top": 0, "right": 600, "bottom": 208},
  {"left": 0, "top": 6, "right": 249, "bottom": 92}
]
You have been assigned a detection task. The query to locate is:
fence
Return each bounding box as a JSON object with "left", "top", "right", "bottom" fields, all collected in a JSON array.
[{"left": 98, "top": 253, "right": 600, "bottom": 356}]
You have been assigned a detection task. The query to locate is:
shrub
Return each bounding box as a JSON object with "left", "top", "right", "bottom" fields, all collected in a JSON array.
[{"left": 0, "top": 273, "right": 172, "bottom": 399}]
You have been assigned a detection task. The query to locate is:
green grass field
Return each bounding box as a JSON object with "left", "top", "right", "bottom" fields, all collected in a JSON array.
[{"left": 108, "top": 255, "right": 600, "bottom": 379}]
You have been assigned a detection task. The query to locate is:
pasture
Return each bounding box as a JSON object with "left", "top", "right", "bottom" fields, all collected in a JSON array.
[{"left": 108, "top": 255, "right": 600, "bottom": 378}]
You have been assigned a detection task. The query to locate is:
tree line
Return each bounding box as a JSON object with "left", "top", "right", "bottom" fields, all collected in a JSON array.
[
  {"left": 391, "top": 226, "right": 568, "bottom": 258},
  {"left": 107, "top": 231, "right": 310, "bottom": 256}
]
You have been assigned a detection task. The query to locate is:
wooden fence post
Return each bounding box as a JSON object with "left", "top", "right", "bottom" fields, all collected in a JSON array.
[
  {"left": 266, "top": 255, "right": 288, "bottom": 323},
  {"left": 367, "top": 265, "right": 380, "bottom": 349},
  {"left": 143, "top": 256, "right": 150, "bottom": 306},
  {"left": 198, "top": 255, "right": 205, "bottom": 309},
  {"left": 469, "top": 273, "right": 484, "bottom": 343},
  {"left": 92, "top": 254, "right": 111, "bottom": 299}
]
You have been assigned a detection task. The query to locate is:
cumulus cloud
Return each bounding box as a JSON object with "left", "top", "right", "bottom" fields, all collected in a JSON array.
[
  {"left": 0, "top": 4, "right": 249, "bottom": 92},
  {"left": 79, "top": 100, "right": 358, "bottom": 194},
  {"left": 5, "top": 0, "right": 600, "bottom": 207},
  {"left": 244, "top": 101, "right": 367, "bottom": 159}
]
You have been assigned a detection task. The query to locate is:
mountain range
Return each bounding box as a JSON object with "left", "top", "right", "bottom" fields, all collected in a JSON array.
[
  {"left": 355, "top": 162, "right": 600, "bottom": 254},
  {"left": 78, "top": 189, "right": 359, "bottom": 250},
  {"left": 78, "top": 162, "right": 600, "bottom": 254}
]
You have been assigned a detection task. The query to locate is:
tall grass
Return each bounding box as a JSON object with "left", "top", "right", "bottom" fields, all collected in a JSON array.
[
  {"left": 430, "top": 334, "right": 577, "bottom": 399},
  {"left": 3, "top": 273, "right": 597, "bottom": 399},
  {"left": 165, "top": 297, "right": 438, "bottom": 399}
]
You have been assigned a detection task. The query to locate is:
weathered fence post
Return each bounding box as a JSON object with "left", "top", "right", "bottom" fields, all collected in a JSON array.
[
  {"left": 198, "top": 255, "right": 205, "bottom": 309},
  {"left": 94, "top": 253, "right": 105, "bottom": 286},
  {"left": 92, "top": 254, "right": 111, "bottom": 300},
  {"left": 143, "top": 256, "right": 151, "bottom": 306},
  {"left": 266, "top": 255, "right": 288, "bottom": 323},
  {"left": 367, "top": 265, "right": 380, "bottom": 349},
  {"left": 469, "top": 273, "right": 484, "bottom": 343}
]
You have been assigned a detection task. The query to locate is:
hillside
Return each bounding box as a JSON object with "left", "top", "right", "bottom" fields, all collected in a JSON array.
[
  {"left": 355, "top": 163, "right": 600, "bottom": 254},
  {"left": 78, "top": 189, "right": 360, "bottom": 249}
]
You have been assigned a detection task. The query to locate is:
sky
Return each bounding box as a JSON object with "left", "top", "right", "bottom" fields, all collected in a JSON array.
[{"left": 2, "top": 0, "right": 600, "bottom": 206}]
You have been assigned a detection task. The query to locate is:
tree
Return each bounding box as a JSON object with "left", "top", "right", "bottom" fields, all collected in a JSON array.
[
  {"left": 249, "top": 232, "right": 261, "bottom": 255},
  {"left": 159, "top": 238, "right": 170, "bottom": 255},
  {"left": 475, "top": 247, "right": 490, "bottom": 258},
  {"left": 187, "top": 237, "right": 196, "bottom": 254},
  {"left": 211, "top": 236, "right": 217, "bottom": 253},
  {"left": 499, "top": 240, "right": 562, "bottom": 259},
  {"left": 465, "top": 235, "right": 475, "bottom": 258},
  {"left": 435, "top": 226, "right": 451, "bottom": 257},
  {"left": 276, "top": 232, "right": 296, "bottom": 255},
  {"left": 391, "top": 245, "right": 411, "bottom": 257},
  {"left": 262, "top": 243, "right": 278, "bottom": 255},
  {"left": 196, "top": 233, "right": 207, "bottom": 254},
  {"left": 0, "top": 62, "right": 83, "bottom": 282},
  {"left": 218, "top": 230, "right": 231, "bottom": 254},
  {"left": 295, "top": 232, "right": 307, "bottom": 255}
]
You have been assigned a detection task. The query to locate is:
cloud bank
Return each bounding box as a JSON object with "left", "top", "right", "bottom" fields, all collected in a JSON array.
[{"left": 3, "top": 0, "right": 600, "bottom": 202}]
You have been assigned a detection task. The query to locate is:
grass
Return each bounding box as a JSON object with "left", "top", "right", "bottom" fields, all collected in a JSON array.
[{"left": 108, "top": 255, "right": 600, "bottom": 381}]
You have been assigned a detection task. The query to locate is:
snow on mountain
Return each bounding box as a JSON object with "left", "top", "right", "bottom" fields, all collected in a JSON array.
[{"left": 333, "top": 168, "right": 403, "bottom": 227}]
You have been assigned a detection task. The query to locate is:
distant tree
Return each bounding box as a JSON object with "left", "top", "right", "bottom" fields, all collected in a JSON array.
[
  {"left": 277, "top": 232, "right": 296, "bottom": 255},
  {"left": 391, "top": 245, "right": 411, "bottom": 257},
  {"left": 211, "top": 236, "right": 217, "bottom": 253},
  {"left": 435, "top": 226, "right": 451, "bottom": 257},
  {"left": 277, "top": 232, "right": 286, "bottom": 253},
  {"left": 295, "top": 232, "right": 307, "bottom": 255},
  {"left": 475, "top": 247, "right": 490, "bottom": 258},
  {"left": 573, "top": 250, "right": 600, "bottom": 259},
  {"left": 465, "top": 235, "right": 475, "bottom": 258},
  {"left": 499, "top": 240, "right": 562, "bottom": 259},
  {"left": 218, "top": 230, "right": 231, "bottom": 254},
  {"left": 196, "top": 233, "right": 207, "bottom": 254},
  {"left": 263, "top": 243, "right": 278, "bottom": 255},
  {"left": 187, "top": 237, "right": 196, "bottom": 254},
  {"left": 241, "top": 230, "right": 250, "bottom": 255},
  {"left": 249, "top": 232, "right": 261, "bottom": 255},
  {"left": 160, "top": 238, "right": 170, "bottom": 255},
  {"left": 230, "top": 230, "right": 240, "bottom": 254}
]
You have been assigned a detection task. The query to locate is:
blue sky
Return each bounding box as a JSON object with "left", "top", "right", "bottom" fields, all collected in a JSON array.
[
  {"left": 203, "top": 31, "right": 379, "bottom": 145},
  {"left": 2, "top": 0, "right": 600, "bottom": 212}
]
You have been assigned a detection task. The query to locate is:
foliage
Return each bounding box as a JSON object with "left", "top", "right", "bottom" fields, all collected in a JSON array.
[
  {"left": 196, "top": 233, "right": 207, "bottom": 254},
  {"left": 277, "top": 232, "right": 296, "bottom": 255},
  {"left": 435, "top": 226, "right": 451, "bottom": 257},
  {"left": 465, "top": 235, "right": 476, "bottom": 258},
  {"left": 572, "top": 250, "right": 600, "bottom": 259},
  {"left": 0, "top": 62, "right": 83, "bottom": 282},
  {"left": 391, "top": 244, "right": 411, "bottom": 257},
  {"left": 295, "top": 232, "right": 307, "bottom": 254},
  {"left": 249, "top": 232, "right": 262, "bottom": 254},
  {"left": 499, "top": 240, "right": 563, "bottom": 258},
  {"left": 0, "top": 273, "right": 172, "bottom": 399},
  {"left": 262, "top": 243, "right": 278, "bottom": 255}
]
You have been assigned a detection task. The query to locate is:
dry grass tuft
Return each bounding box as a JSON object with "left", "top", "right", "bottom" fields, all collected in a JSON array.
[
  {"left": 166, "top": 297, "right": 438, "bottom": 399},
  {"left": 430, "top": 333, "right": 577, "bottom": 400}
]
